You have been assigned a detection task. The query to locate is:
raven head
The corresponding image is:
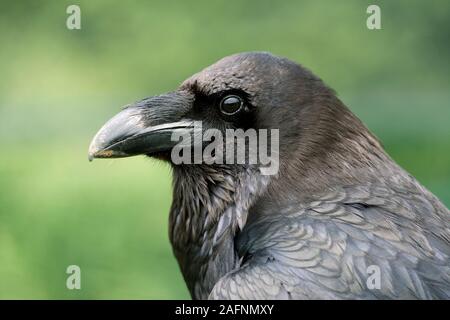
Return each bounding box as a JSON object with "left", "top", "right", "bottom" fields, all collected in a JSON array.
[{"left": 89, "top": 52, "right": 348, "bottom": 174}]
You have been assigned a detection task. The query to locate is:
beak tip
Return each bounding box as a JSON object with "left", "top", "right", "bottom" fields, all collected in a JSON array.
[{"left": 88, "top": 140, "right": 98, "bottom": 162}]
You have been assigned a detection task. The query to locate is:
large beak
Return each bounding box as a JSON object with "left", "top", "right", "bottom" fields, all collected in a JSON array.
[{"left": 88, "top": 91, "right": 194, "bottom": 161}]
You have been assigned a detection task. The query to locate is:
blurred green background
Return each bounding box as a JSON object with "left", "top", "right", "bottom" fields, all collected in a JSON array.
[{"left": 0, "top": 0, "right": 449, "bottom": 299}]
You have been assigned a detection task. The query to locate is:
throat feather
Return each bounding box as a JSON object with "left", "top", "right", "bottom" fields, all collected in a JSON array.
[{"left": 168, "top": 165, "right": 269, "bottom": 299}]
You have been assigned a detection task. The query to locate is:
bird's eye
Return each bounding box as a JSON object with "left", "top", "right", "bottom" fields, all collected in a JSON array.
[{"left": 220, "top": 95, "right": 243, "bottom": 115}]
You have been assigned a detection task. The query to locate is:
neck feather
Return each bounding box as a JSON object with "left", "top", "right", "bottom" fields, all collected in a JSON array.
[{"left": 169, "top": 165, "right": 269, "bottom": 299}]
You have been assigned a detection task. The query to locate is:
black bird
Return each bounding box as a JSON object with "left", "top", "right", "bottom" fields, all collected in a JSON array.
[{"left": 89, "top": 52, "right": 450, "bottom": 299}]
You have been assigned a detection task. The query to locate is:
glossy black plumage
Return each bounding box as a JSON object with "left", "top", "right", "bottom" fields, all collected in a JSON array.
[{"left": 89, "top": 52, "right": 450, "bottom": 300}]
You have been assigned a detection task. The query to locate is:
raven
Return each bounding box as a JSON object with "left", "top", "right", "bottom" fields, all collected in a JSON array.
[{"left": 89, "top": 52, "right": 450, "bottom": 299}]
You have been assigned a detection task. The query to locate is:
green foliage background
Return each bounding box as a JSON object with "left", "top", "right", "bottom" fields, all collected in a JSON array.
[{"left": 0, "top": 0, "right": 449, "bottom": 299}]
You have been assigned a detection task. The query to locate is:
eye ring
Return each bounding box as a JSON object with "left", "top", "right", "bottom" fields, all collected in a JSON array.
[{"left": 220, "top": 95, "right": 244, "bottom": 115}]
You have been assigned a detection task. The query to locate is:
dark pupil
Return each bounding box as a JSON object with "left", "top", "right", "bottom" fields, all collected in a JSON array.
[{"left": 222, "top": 96, "right": 241, "bottom": 114}]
